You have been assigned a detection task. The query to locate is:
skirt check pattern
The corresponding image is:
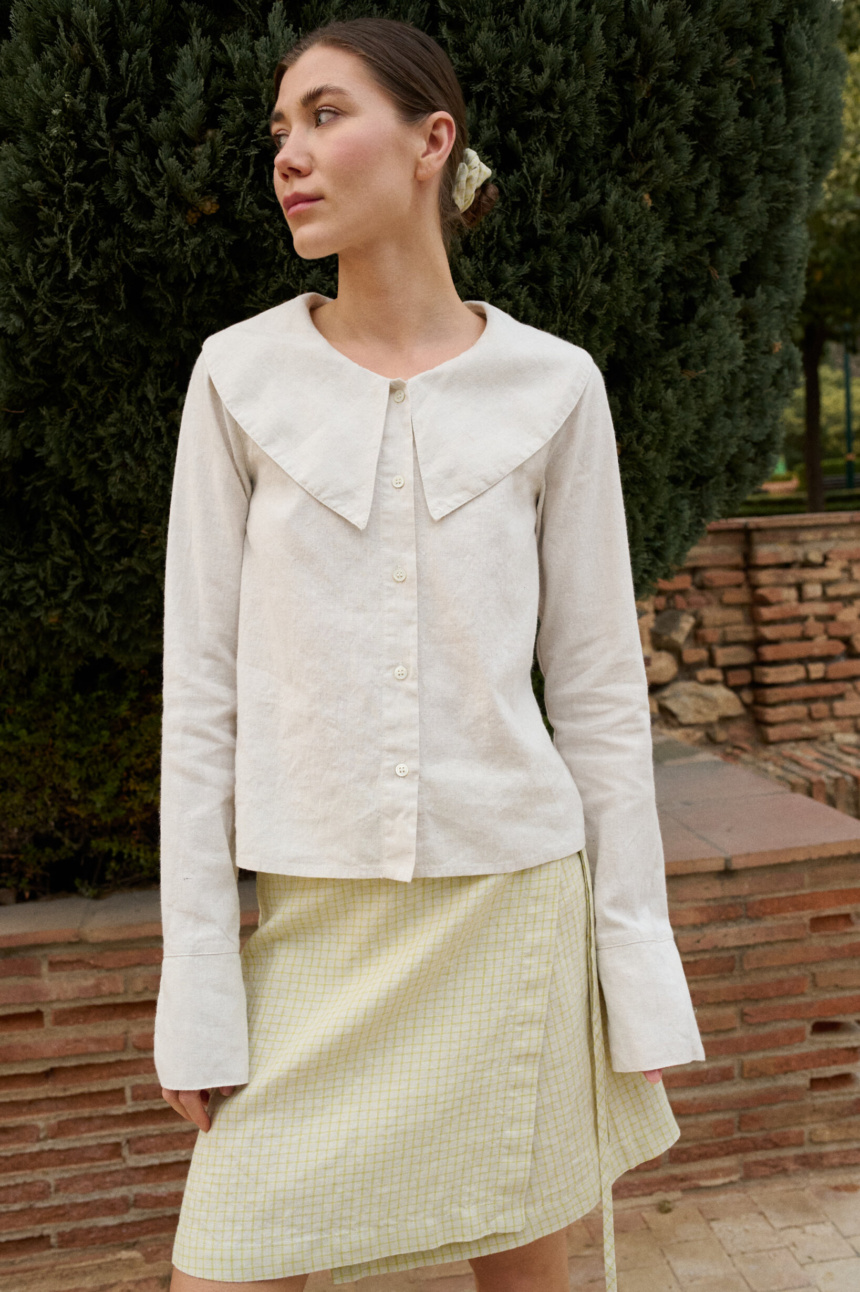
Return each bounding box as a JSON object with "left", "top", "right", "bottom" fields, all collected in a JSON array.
[{"left": 171, "top": 849, "right": 681, "bottom": 1288}]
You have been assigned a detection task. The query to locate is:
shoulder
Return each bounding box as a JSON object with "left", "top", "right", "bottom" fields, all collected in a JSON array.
[
  {"left": 200, "top": 294, "right": 308, "bottom": 365},
  {"left": 480, "top": 300, "right": 598, "bottom": 378}
]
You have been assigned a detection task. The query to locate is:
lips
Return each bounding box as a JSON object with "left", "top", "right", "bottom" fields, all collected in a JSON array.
[{"left": 283, "top": 194, "right": 322, "bottom": 215}]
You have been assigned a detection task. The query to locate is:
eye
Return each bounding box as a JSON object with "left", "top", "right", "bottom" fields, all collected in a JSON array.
[
  {"left": 314, "top": 106, "right": 338, "bottom": 126},
  {"left": 270, "top": 130, "right": 288, "bottom": 153}
]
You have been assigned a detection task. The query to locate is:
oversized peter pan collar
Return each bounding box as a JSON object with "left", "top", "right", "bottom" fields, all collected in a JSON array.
[{"left": 201, "top": 291, "right": 594, "bottom": 531}]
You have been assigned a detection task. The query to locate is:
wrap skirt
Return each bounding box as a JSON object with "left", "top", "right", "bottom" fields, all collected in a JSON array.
[{"left": 170, "top": 848, "right": 681, "bottom": 1289}]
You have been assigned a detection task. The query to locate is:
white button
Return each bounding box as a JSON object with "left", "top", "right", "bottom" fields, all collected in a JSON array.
[
  {"left": 392, "top": 567, "right": 407, "bottom": 582},
  {"left": 394, "top": 665, "right": 408, "bottom": 679},
  {"left": 392, "top": 475, "right": 405, "bottom": 489},
  {"left": 395, "top": 763, "right": 409, "bottom": 777},
  {"left": 392, "top": 388, "right": 406, "bottom": 403}
]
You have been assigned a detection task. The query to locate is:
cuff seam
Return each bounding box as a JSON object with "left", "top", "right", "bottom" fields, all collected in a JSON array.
[{"left": 598, "top": 935, "right": 676, "bottom": 951}]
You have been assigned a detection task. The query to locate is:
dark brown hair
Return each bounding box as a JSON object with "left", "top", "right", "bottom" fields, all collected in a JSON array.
[{"left": 273, "top": 16, "right": 498, "bottom": 250}]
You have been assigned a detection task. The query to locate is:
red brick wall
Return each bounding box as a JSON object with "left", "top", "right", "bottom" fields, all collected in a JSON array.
[
  {"left": 0, "top": 857, "right": 857, "bottom": 1267},
  {"left": 620, "top": 851, "right": 860, "bottom": 1199},
  {"left": 642, "top": 512, "right": 860, "bottom": 743}
]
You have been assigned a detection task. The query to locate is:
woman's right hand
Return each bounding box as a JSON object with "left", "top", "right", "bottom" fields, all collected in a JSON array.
[{"left": 161, "top": 1086, "right": 235, "bottom": 1133}]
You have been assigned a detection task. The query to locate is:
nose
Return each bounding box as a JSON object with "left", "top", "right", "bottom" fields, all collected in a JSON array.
[{"left": 274, "top": 138, "right": 311, "bottom": 179}]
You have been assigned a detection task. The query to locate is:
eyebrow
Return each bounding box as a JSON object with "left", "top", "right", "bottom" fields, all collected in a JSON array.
[{"left": 269, "top": 84, "right": 353, "bottom": 127}]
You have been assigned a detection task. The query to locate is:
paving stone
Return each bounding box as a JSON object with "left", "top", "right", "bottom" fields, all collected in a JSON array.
[
  {"left": 733, "top": 1246, "right": 813, "bottom": 1290},
  {"left": 697, "top": 1191, "right": 767, "bottom": 1221},
  {"left": 710, "top": 1213, "right": 785, "bottom": 1254},
  {"left": 685, "top": 1277, "right": 752, "bottom": 1292},
  {"left": 615, "top": 1229, "right": 665, "bottom": 1270},
  {"left": 809, "top": 1254, "right": 860, "bottom": 1291},
  {"left": 662, "top": 1236, "right": 738, "bottom": 1283},
  {"left": 641, "top": 1200, "right": 712, "bottom": 1243},
  {"left": 615, "top": 1258, "right": 682, "bottom": 1291},
  {"left": 779, "top": 1223, "right": 855, "bottom": 1264},
  {"left": 753, "top": 1190, "right": 829, "bottom": 1230},
  {"left": 809, "top": 1185, "right": 860, "bottom": 1239}
]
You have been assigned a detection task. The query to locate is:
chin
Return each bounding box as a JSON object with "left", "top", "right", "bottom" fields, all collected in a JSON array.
[{"left": 290, "top": 229, "right": 340, "bottom": 261}]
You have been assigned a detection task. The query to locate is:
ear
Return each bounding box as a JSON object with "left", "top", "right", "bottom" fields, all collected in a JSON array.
[{"left": 415, "top": 110, "right": 456, "bottom": 182}]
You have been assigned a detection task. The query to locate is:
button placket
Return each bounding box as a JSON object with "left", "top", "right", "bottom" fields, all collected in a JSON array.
[{"left": 378, "top": 381, "right": 419, "bottom": 879}]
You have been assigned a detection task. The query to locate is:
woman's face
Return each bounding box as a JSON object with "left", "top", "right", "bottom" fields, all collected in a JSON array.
[{"left": 270, "top": 45, "right": 452, "bottom": 260}]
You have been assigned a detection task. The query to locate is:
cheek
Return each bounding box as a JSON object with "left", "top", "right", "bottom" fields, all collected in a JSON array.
[{"left": 327, "top": 130, "right": 410, "bottom": 201}]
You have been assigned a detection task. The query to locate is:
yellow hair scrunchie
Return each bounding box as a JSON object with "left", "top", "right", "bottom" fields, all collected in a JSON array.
[{"left": 452, "top": 148, "right": 492, "bottom": 213}]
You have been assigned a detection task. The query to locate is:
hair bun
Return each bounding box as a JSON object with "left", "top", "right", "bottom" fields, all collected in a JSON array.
[{"left": 462, "top": 180, "right": 499, "bottom": 230}]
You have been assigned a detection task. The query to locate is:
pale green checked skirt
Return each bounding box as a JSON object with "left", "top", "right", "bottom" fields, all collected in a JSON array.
[{"left": 171, "top": 848, "right": 681, "bottom": 1289}]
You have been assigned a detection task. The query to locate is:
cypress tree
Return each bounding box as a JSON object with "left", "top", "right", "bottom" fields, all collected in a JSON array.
[{"left": 0, "top": 0, "right": 847, "bottom": 893}]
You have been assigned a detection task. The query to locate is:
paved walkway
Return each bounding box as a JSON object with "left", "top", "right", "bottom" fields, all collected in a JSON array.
[{"left": 10, "top": 1168, "right": 859, "bottom": 1291}]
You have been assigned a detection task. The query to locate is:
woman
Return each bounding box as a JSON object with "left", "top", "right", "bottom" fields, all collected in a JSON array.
[{"left": 155, "top": 15, "right": 706, "bottom": 1292}]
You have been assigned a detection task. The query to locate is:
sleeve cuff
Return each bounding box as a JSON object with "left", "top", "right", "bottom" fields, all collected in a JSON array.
[
  {"left": 597, "top": 936, "right": 707, "bottom": 1072},
  {"left": 154, "top": 952, "right": 250, "bottom": 1090}
]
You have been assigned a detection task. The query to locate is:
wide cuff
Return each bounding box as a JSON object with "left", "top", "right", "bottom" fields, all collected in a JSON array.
[
  {"left": 154, "top": 952, "right": 250, "bottom": 1090},
  {"left": 596, "top": 936, "right": 707, "bottom": 1073}
]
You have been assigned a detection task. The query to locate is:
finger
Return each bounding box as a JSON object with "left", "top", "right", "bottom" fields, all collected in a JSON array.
[
  {"left": 178, "top": 1090, "right": 211, "bottom": 1133},
  {"left": 161, "top": 1088, "right": 196, "bottom": 1123},
  {"left": 219, "top": 1086, "right": 235, "bottom": 1096}
]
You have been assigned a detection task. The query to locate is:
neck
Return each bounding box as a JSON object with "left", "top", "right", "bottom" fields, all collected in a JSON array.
[{"left": 322, "top": 230, "right": 468, "bottom": 352}]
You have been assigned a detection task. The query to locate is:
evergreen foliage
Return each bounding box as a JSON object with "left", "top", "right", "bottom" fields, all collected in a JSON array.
[{"left": 0, "top": 0, "right": 847, "bottom": 894}]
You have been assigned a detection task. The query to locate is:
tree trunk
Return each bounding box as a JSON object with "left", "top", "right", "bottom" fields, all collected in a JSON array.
[{"left": 803, "top": 320, "right": 827, "bottom": 513}]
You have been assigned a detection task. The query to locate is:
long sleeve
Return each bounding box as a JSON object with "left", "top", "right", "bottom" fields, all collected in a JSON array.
[
  {"left": 153, "top": 353, "right": 253, "bottom": 1091},
  {"left": 535, "top": 358, "right": 706, "bottom": 1073}
]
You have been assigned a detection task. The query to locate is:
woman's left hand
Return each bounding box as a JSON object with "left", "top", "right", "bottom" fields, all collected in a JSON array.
[{"left": 642, "top": 1069, "right": 663, "bottom": 1084}]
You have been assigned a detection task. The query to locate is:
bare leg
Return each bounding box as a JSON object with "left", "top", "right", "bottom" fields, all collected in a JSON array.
[
  {"left": 170, "top": 1270, "right": 310, "bottom": 1291},
  {"left": 469, "top": 1227, "right": 570, "bottom": 1292}
]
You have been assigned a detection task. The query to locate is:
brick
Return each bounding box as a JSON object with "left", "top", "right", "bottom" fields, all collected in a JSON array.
[
  {"left": 677, "top": 1116, "right": 737, "bottom": 1142},
  {"left": 712, "top": 645, "right": 756, "bottom": 667},
  {"left": 702, "top": 570, "right": 745, "bottom": 587},
  {"left": 0, "top": 957, "right": 41, "bottom": 978},
  {"left": 0, "top": 1034, "right": 126, "bottom": 1064},
  {"left": 51, "top": 999, "right": 156, "bottom": 1027},
  {"left": 684, "top": 545, "right": 744, "bottom": 569},
  {"left": 0, "top": 1010, "right": 44, "bottom": 1032},
  {"left": 0, "top": 1179, "right": 51, "bottom": 1206},
  {"left": 47, "top": 947, "right": 162, "bottom": 972},
  {"left": 130, "top": 1083, "right": 162, "bottom": 1103},
  {"left": 725, "top": 669, "right": 753, "bottom": 686},
  {"left": 742, "top": 1045, "right": 860, "bottom": 1077},
  {"left": 690, "top": 974, "right": 808, "bottom": 1005},
  {"left": 682, "top": 647, "right": 709, "bottom": 665},
  {"left": 722, "top": 589, "right": 752, "bottom": 605},
  {"left": 668, "top": 1128, "right": 803, "bottom": 1164},
  {"left": 696, "top": 668, "right": 724, "bottom": 684},
  {"left": 0, "top": 1234, "right": 51, "bottom": 1257},
  {"left": 0, "top": 1088, "right": 126, "bottom": 1122},
  {"left": 745, "top": 887, "right": 860, "bottom": 917},
  {"left": 128, "top": 1129, "right": 197, "bottom": 1156},
  {"left": 760, "top": 718, "right": 855, "bottom": 742},
  {"left": 682, "top": 955, "right": 737, "bottom": 978},
  {"left": 697, "top": 627, "right": 723, "bottom": 644},
  {"left": 753, "top": 664, "right": 807, "bottom": 684},
  {"left": 662, "top": 1063, "right": 736, "bottom": 1089},
  {"left": 699, "top": 606, "right": 746, "bottom": 627},
  {"left": 0, "top": 1194, "right": 128, "bottom": 1233},
  {"left": 670, "top": 1086, "right": 805, "bottom": 1117},
  {"left": 753, "top": 703, "right": 809, "bottom": 723},
  {"left": 47, "top": 1057, "right": 156, "bottom": 1087},
  {"left": 754, "top": 587, "right": 799, "bottom": 604},
  {"left": 56, "top": 1213, "right": 178, "bottom": 1247},
  {"left": 828, "top": 544, "right": 860, "bottom": 560},
  {"left": 753, "top": 681, "right": 848, "bottom": 703},
  {"left": 704, "top": 1025, "right": 806, "bottom": 1056},
  {"left": 750, "top": 544, "right": 804, "bottom": 566},
  {"left": 744, "top": 1147, "right": 860, "bottom": 1177},
  {"left": 743, "top": 937, "right": 860, "bottom": 969},
  {"left": 127, "top": 971, "right": 161, "bottom": 995},
  {"left": 131, "top": 1030, "right": 155, "bottom": 1051},
  {"left": 826, "top": 658, "right": 860, "bottom": 679},
  {"left": 657, "top": 573, "right": 693, "bottom": 591},
  {"left": 133, "top": 1189, "right": 185, "bottom": 1210},
  {"left": 741, "top": 992, "right": 860, "bottom": 1024},
  {"left": 676, "top": 921, "right": 807, "bottom": 953},
  {"left": 739, "top": 1096, "right": 860, "bottom": 1132},
  {"left": 0, "top": 1141, "right": 122, "bottom": 1175},
  {"left": 695, "top": 1006, "right": 738, "bottom": 1031},
  {"left": 45, "top": 1106, "right": 176, "bottom": 1140},
  {"left": 754, "top": 600, "right": 838, "bottom": 622},
  {"left": 757, "top": 622, "right": 817, "bottom": 642},
  {"left": 758, "top": 638, "right": 843, "bottom": 661},
  {"left": 809, "top": 912, "right": 854, "bottom": 932},
  {"left": 55, "top": 1159, "right": 189, "bottom": 1195},
  {"left": 0, "top": 974, "right": 125, "bottom": 1007},
  {"left": 0, "top": 1125, "right": 39, "bottom": 1149},
  {"left": 834, "top": 697, "right": 860, "bottom": 717},
  {"left": 670, "top": 901, "right": 746, "bottom": 926},
  {"left": 815, "top": 965, "right": 860, "bottom": 988}
]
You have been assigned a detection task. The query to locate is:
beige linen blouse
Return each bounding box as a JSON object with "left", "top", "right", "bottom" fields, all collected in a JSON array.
[{"left": 153, "top": 290, "right": 707, "bottom": 1090}]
